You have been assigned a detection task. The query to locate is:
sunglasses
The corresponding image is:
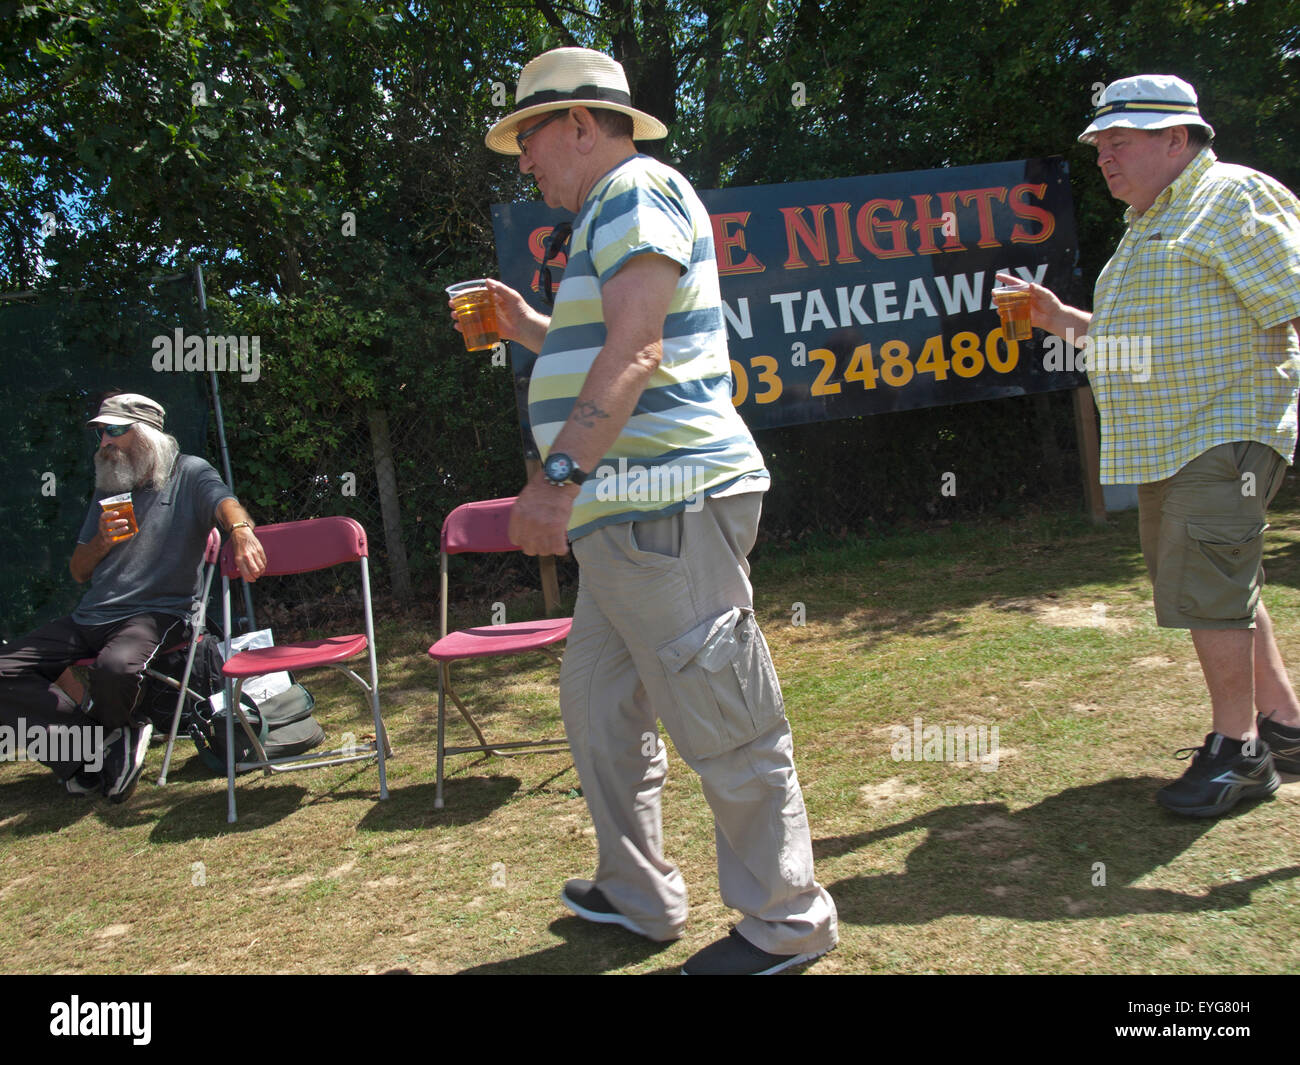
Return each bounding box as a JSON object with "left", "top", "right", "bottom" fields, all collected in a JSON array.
[
  {"left": 93, "top": 424, "right": 132, "bottom": 438},
  {"left": 540, "top": 222, "right": 572, "bottom": 307},
  {"left": 516, "top": 109, "right": 568, "bottom": 153}
]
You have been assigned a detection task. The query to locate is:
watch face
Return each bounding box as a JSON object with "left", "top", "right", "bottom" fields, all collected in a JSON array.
[{"left": 546, "top": 454, "right": 574, "bottom": 480}]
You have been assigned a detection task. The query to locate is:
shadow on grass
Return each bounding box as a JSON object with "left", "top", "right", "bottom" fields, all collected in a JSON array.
[
  {"left": 356, "top": 777, "right": 523, "bottom": 830},
  {"left": 149, "top": 783, "right": 311, "bottom": 841},
  {"left": 0, "top": 773, "right": 100, "bottom": 834},
  {"left": 138, "top": 772, "right": 527, "bottom": 840},
  {"left": 419, "top": 657, "right": 565, "bottom": 727},
  {"left": 821, "top": 776, "right": 1300, "bottom": 925},
  {"left": 456, "top": 915, "right": 676, "bottom": 974}
]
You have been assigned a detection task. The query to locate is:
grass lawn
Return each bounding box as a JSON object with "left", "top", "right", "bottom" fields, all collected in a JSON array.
[{"left": 2, "top": 478, "right": 1298, "bottom": 974}]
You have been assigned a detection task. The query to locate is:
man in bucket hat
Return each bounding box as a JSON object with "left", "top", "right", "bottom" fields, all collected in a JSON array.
[
  {"left": 1007, "top": 75, "right": 1300, "bottom": 817},
  {"left": 462, "top": 47, "right": 837, "bottom": 973},
  {"left": 0, "top": 391, "right": 266, "bottom": 802}
]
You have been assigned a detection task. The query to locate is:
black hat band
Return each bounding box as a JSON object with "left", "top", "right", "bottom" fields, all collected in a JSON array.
[{"left": 516, "top": 84, "right": 633, "bottom": 110}]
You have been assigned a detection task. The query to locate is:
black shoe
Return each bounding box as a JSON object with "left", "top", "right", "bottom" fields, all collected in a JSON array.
[
  {"left": 101, "top": 722, "right": 153, "bottom": 803},
  {"left": 1155, "top": 732, "right": 1280, "bottom": 818},
  {"left": 561, "top": 879, "right": 669, "bottom": 940},
  {"left": 64, "top": 768, "right": 101, "bottom": 797},
  {"left": 681, "top": 927, "right": 831, "bottom": 975},
  {"left": 1257, "top": 712, "right": 1300, "bottom": 774}
]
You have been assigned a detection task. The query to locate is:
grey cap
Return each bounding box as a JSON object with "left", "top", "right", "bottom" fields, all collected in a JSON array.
[{"left": 87, "top": 393, "right": 166, "bottom": 431}]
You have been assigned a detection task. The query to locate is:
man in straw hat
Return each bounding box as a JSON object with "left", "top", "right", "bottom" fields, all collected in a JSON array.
[
  {"left": 466, "top": 46, "right": 836, "bottom": 973},
  {"left": 1004, "top": 75, "right": 1300, "bottom": 817},
  {"left": 0, "top": 391, "right": 266, "bottom": 803}
]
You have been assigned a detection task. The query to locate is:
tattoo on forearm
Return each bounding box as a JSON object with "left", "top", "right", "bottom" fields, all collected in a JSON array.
[{"left": 571, "top": 400, "right": 610, "bottom": 428}]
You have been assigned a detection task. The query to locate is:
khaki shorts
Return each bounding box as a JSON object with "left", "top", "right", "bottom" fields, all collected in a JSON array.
[{"left": 1138, "top": 441, "right": 1287, "bottom": 629}]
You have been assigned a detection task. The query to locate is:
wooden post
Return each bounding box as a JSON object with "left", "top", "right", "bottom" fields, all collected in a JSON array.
[
  {"left": 524, "top": 457, "right": 562, "bottom": 615},
  {"left": 1071, "top": 385, "right": 1107, "bottom": 525}
]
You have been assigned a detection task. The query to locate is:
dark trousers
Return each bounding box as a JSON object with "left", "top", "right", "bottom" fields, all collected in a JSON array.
[{"left": 0, "top": 612, "right": 185, "bottom": 778}]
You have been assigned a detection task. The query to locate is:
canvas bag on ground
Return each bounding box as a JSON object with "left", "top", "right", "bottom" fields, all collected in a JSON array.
[{"left": 191, "top": 682, "right": 324, "bottom": 774}]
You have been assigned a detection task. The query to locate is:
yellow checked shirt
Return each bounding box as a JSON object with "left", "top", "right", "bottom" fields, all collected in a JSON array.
[{"left": 1088, "top": 148, "right": 1300, "bottom": 484}]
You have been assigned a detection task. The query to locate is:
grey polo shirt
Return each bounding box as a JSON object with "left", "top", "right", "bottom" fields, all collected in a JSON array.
[{"left": 73, "top": 455, "right": 235, "bottom": 625}]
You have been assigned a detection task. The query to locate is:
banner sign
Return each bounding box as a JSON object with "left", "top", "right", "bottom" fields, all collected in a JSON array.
[{"left": 491, "top": 156, "right": 1082, "bottom": 447}]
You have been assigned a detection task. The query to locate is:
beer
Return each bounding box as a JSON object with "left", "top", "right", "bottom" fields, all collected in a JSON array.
[
  {"left": 992, "top": 287, "right": 1033, "bottom": 342},
  {"left": 446, "top": 281, "right": 500, "bottom": 352},
  {"left": 99, "top": 493, "right": 138, "bottom": 543}
]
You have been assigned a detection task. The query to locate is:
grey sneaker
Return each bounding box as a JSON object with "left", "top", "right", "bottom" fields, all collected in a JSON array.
[
  {"left": 561, "top": 879, "right": 669, "bottom": 940},
  {"left": 1155, "top": 732, "right": 1280, "bottom": 818},
  {"left": 101, "top": 722, "right": 153, "bottom": 803},
  {"left": 682, "top": 927, "right": 831, "bottom": 975},
  {"left": 1257, "top": 712, "right": 1300, "bottom": 774}
]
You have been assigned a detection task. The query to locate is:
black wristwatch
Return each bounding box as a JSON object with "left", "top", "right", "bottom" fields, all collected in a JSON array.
[{"left": 543, "top": 452, "right": 588, "bottom": 487}]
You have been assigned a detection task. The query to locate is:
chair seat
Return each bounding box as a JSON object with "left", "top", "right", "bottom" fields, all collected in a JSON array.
[
  {"left": 223, "top": 634, "right": 368, "bottom": 677},
  {"left": 428, "top": 618, "right": 572, "bottom": 661}
]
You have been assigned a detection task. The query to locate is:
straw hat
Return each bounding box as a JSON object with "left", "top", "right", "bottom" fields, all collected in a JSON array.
[
  {"left": 1079, "top": 74, "right": 1214, "bottom": 144},
  {"left": 486, "top": 47, "right": 668, "bottom": 155}
]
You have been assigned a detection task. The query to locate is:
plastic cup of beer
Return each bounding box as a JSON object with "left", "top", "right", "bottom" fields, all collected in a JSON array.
[
  {"left": 446, "top": 280, "right": 500, "bottom": 352},
  {"left": 99, "top": 492, "right": 138, "bottom": 543},
  {"left": 992, "top": 283, "right": 1033, "bottom": 342}
]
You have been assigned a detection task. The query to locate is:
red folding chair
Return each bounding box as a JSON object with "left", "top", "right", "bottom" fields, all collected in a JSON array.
[
  {"left": 72, "top": 527, "right": 222, "bottom": 787},
  {"left": 427, "top": 497, "right": 570, "bottom": 809},
  {"left": 219, "top": 516, "right": 390, "bottom": 823},
  {"left": 156, "top": 527, "right": 222, "bottom": 784}
]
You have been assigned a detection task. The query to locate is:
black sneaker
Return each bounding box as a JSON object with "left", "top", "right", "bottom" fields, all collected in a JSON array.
[
  {"left": 560, "top": 879, "right": 670, "bottom": 941},
  {"left": 101, "top": 722, "right": 153, "bottom": 804},
  {"left": 64, "top": 768, "right": 101, "bottom": 797},
  {"left": 1155, "top": 732, "right": 1280, "bottom": 818},
  {"left": 681, "top": 927, "right": 831, "bottom": 975},
  {"left": 1257, "top": 712, "right": 1300, "bottom": 774}
]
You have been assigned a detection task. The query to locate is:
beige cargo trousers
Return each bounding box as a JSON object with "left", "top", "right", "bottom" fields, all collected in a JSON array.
[{"left": 562, "top": 490, "right": 838, "bottom": 955}]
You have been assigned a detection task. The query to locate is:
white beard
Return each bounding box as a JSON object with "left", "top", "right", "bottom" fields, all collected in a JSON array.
[
  {"left": 94, "top": 447, "right": 148, "bottom": 494},
  {"left": 93, "top": 432, "right": 176, "bottom": 494}
]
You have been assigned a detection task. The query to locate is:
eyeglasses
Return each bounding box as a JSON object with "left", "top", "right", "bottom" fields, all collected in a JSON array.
[
  {"left": 540, "top": 222, "right": 572, "bottom": 307},
  {"left": 93, "top": 424, "right": 132, "bottom": 439},
  {"left": 516, "top": 109, "right": 568, "bottom": 154}
]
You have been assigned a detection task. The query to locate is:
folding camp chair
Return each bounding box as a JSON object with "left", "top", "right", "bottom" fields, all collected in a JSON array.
[
  {"left": 218, "top": 516, "right": 390, "bottom": 823},
  {"left": 427, "top": 496, "right": 571, "bottom": 809},
  {"left": 72, "top": 527, "right": 222, "bottom": 787}
]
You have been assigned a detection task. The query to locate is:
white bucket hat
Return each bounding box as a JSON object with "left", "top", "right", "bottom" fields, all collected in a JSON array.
[
  {"left": 485, "top": 47, "right": 668, "bottom": 155},
  {"left": 1078, "top": 74, "right": 1214, "bottom": 144}
]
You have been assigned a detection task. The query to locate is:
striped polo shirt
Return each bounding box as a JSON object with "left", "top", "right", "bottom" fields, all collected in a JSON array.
[
  {"left": 529, "top": 154, "right": 768, "bottom": 539},
  {"left": 1088, "top": 148, "right": 1300, "bottom": 484}
]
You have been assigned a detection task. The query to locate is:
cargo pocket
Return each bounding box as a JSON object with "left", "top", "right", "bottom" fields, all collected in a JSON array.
[
  {"left": 1179, "top": 521, "right": 1266, "bottom": 621},
  {"left": 656, "top": 607, "right": 786, "bottom": 760}
]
